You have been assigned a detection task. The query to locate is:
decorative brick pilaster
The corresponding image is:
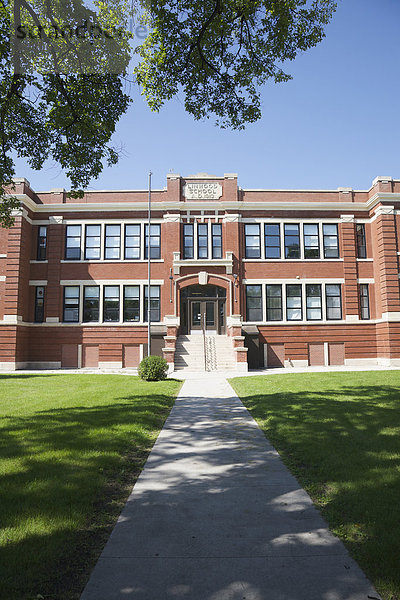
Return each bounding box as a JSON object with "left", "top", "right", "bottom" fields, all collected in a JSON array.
[
  {"left": 162, "top": 348, "right": 175, "bottom": 373},
  {"left": 372, "top": 205, "right": 400, "bottom": 361},
  {"left": 46, "top": 217, "right": 64, "bottom": 321},
  {"left": 227, "top": 314, "right": 242, "bottom": 338},
  {"left": 166, "top": 324, "right": 179, "bottom": 337},
  {"left": 4, "top": 213, "right": 32, "bottom": 321},
  {"left": 3, "top": 212, "right": 32, "bottom": 364},
  {"left": 4, "top": 216, "right": 23, "bottom": 320},
  {"left": 340, "top": 215, "right": 359, "bottom": 319},
  {"left": 226, "top": 314, "right": 248, "bottom": 370},
  {"left": 372, "top": 206, "right": 400, "bottom": 316},
  {"left": 232, "top": 335, "right": 245, "bottom": 348},
  {"left": 234, "top": 347, "right": 248, "bottom": 372},
  {"left": 164, "top": 336, "right": 176, "bottom": 349}
]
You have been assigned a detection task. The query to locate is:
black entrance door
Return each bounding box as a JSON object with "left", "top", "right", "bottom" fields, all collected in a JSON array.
[
  {"left": 190, "top": 300, "right": 216, "bottom": 332},
  {"left": 180, "top": 284, "right": 227, "bottom": 334}
]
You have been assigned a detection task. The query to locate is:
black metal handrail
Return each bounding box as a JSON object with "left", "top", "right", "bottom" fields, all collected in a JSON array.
[{"left": 202, "top": 312, "right": 207, "bottom": 371}]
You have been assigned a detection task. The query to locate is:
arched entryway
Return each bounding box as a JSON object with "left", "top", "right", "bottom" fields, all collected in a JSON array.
[{"left": 180, "top": 284, "right": 227, "bottom": 334}]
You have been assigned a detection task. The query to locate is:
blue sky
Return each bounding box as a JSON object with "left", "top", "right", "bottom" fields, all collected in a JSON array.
[{"left": 13, "top": 0, "right": 400, "bottom": 192}]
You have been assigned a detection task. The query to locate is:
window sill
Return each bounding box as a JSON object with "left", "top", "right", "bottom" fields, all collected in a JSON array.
[
  {"left": 243, "top": 319, "right": 348, "bottom": 326},
  {"left": 243, "top": 258, "right": 344, "bottom": 262},
  {"left": 57, "top": 322, "right": 157, "bottom": 326},
  {"left": 173, "top": 252, "right": 233, "bottom": 275},
  {"left": 60, "top": 259, "right": 164, "bottom": 263}
]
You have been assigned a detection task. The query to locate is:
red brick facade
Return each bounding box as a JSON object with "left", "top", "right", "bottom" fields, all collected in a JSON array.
[{"left": 1, "top": 173, "right": 400, "bottom": 370}]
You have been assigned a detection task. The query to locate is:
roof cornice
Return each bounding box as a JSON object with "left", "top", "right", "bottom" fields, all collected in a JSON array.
[{"left": 6, "top": 191, "right": 400, "bottom": 215}]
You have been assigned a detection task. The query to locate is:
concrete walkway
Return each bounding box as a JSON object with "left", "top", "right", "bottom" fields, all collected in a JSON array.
[{"left": 80, "top": 375, "right": 381, "bottom": 600}]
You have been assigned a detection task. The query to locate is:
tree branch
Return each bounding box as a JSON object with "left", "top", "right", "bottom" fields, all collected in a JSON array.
[{"left": 181, "top": 0, "right": 222, "bottom": 73}]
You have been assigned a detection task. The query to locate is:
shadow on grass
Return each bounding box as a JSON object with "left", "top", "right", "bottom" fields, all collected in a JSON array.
[
  {"left": 2, "top": 376, "right": 397, "bottom": 600},
  {"left": 234, "top": 378, "right": 400, "bottom": 599},
  {"left": 0, "top": 373, "right": 68, "bottom": 380},
  {"left": 0, "top": 393, "right": 176, "bottom": 600}
]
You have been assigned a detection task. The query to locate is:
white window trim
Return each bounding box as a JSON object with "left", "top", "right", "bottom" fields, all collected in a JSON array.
[
  {"left": 100, "top": 223, "right": 105, "bottom": 260},
  {"left": 79, "top": 224, "right": 84, "bottom": 260},
  {"left": 261, "top": 284, "right": 267, "bottom": 322},
  {"left": 61, "top": 281, "right": 163, "bottom": 325},
  {"left": 63, "top": 218, "right": 163, "bottom": 225},
  {"left": 243, "top": 278, "right": 345, "bottom": 284},
  {"left": 285, "top": 282, "right": 303, "bottom": 322},
  {"left": 245, "top": 280, "right": 345, "bottom": 325},
  {"left": 193, "top": 222, "right": 198, "bottom": 259},
  {"left": 104, "top": 223, "right": 122, "bottom": 261},
  {"left": 61, "top": 259, "right": 164, "bottom": 264},
  {"left": 180, "top": 218, "right": 224, "bottom": 261},
  {"left": 303, "top": 223, "right": 322, "bottom": 261},
  {"left": 83, "top": 223, "right": 102, "bottom": 261},
  {"left": 64, "top": 224, "right": 83, "bottom": 261},
  {"left": 243, "top": 220, "right": 343, "bottom": 261},
  {"left": 299, "top": 224, "right": 305, "bottom": 260},
  {"left": 60, "top": 279, "right": 164, "bottom": 285},
  {"left": 64, "top": 221, "right": 162, "bottom": 263}
]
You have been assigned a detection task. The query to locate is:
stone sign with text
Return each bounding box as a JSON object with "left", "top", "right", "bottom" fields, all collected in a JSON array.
[{"left": 183, "top": 182, "right": 223, "bottom": 200}]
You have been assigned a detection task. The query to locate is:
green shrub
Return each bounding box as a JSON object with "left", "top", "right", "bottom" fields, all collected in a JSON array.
[{"left": 138, "top": 355, "right": 169, "bottom": 381}]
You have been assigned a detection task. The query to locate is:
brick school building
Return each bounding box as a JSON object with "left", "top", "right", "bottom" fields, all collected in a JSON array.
[{"left": 1, "top": 173, "right": 399, "bottom": 372}]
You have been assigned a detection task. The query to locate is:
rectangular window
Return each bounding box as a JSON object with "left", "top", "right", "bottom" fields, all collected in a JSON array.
[
  {"left": 245, "top": 224, "right": 261, "bottom": 258},
  {"left": 245, "top": 285, "right": 263, "bottom": 321},
  {"left": 125, "top": 224, "right": 141, "bottom": 260},
  {"left": 360, "top": 284, "right": 370, "bottom": 319},
  {"left": 63, "top": 286, "right": 80, "bottom": 322},
  {"left": 323, "top": 224, "right": 339, "bottom": 258},
  {"left": 145, "top": 224, "right": 161, "bottom": 259},
  {"left": 144, "top": 285, "right": 160, "bottom": 322},
  {"left": 65, "top": 225, "right": 81, "bottom": 260},
  {"left": 83, "top": 286, "right": 100, "bottom": 322},
  {"left": 37, "top": 226, "right": 47, "bottom": 261},
  {"left": 286, "top": 284, "right": 302, "bottom": 320},
  {"left": 326, "top": 284, "right": 342, "bottom": 320},
  {"left": 212, "top": 223, "right": 222, "bottom": 259},
  {"left": 306, "top": 284, "right": 322, "bottom": 320},
  {"left": 103, "top": 286, "right": 120, "bottom": 322},
  {"left": 266, "top": 285, "right": 282, "bottom": 321},
  {"left": 265, "top": 224, "right": 281, "bottom": 259},
  {"left": 197, "top": 223, "right": 208, "bottom": 259},
  {"left": 85, "top": 225, "right": 101, "bottom": 260},
  {"left": 183, "top": 224, "right": 194, "bottom": 259},
  {"left": 356, "top": 224, "right": 366, "bottom": 258},
  {"left": 105, "top": 224, "right": 121, "bottom": 260},
  {"left": 34, "top": 286, "right": 45, "bottom": 322},
  {"left": 124, "top": 286, "right": 140, "bottom": 322},
  {"left": 284, "top": 224, "right": 300, "bottom": 259},
  {"left": 303, "top": 224, "right": 320, "bottom": 259}
]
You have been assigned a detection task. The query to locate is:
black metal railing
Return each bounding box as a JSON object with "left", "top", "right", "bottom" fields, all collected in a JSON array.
[{"left": 202, "top": 312, "right": 207, "bottom": 371}]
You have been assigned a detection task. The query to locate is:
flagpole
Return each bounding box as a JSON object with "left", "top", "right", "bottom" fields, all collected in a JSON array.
[{"left": 147, "top": 170, "right": 152, "bottom": 356}]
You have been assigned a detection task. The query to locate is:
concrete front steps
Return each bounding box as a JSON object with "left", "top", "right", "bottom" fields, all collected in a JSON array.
[
  {"left": 174, "top": 334, "right": 237, "bottom": 372},
  {"left": 174, "top": 335, "right": 206, "bottom": 371}
]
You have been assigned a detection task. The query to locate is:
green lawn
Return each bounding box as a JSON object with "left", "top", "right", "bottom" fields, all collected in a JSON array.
[
  {"left": 230, "top": 371, "right": 400, "bottom": 600},
  {"left": 0, "top": 374, "right": 182, "bottom": 600}
]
